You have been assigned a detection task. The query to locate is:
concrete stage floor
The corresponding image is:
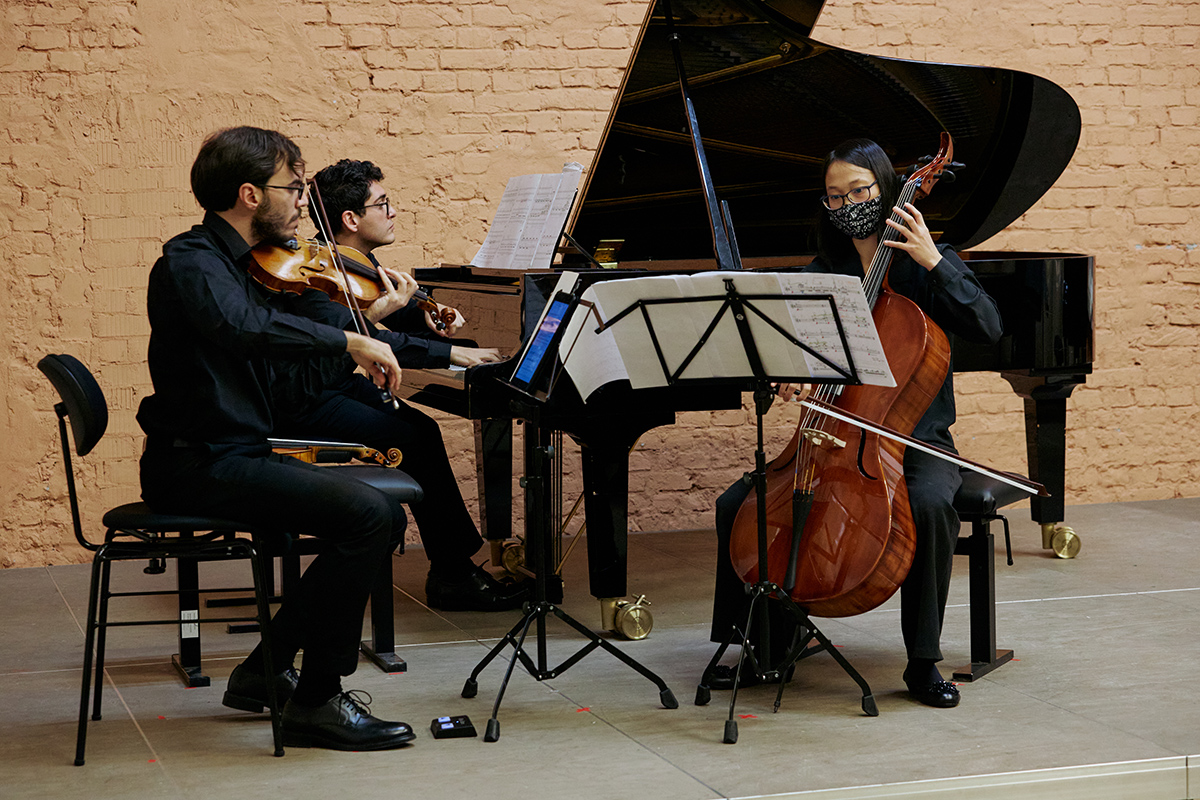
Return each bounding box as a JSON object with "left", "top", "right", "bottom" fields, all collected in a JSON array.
[{"left": 1, "top": 497, "right": 1197, "bottom": 799}]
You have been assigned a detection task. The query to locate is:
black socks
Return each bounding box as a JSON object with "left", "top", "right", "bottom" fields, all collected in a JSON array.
[
  {"left": 904, "top": 658, "right": 942, "bottom": 687},
  {"left": 292, "top": 669, "right": 342, "bottom": 708}
]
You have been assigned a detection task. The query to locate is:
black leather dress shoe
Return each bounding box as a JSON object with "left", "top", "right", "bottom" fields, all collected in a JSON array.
[
  {"left": 222, "top": 663, "right": 299, "bottom": 713},
  {"left": 906, "top": 678, "right": 961, "bottom": 708},
  {"left": 281, "top": 691, "right": 415, "bottom": 751},
  {"left": 425, "top": 565, "right": 529, "bottom": 612}
]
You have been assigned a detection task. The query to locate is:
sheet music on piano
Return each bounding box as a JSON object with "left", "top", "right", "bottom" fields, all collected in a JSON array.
[{"left": 470, "top": 163, "right": 583, "bottom": 271}]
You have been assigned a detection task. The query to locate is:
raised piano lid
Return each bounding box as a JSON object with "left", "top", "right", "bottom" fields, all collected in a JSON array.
[{"left": 568, "top": 0, "right": 1082, "bottom": 260}]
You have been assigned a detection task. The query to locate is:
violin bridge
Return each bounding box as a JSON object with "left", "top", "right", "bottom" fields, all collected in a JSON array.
[{"left": 799, "top": 428, "right": 846, "bottom": 449}]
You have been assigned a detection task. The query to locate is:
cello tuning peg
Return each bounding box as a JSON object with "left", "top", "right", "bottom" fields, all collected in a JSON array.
[
  {"left": 949, "top": 161, "right": 966, "bottom": 170},
  {"left": 940, "top": 170, "right": 957, "bottom": 183}
]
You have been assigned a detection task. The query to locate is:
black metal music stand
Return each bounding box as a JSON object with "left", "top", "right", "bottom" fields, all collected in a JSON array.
[
  {"left": 461, "top": 298, "right": 678, "bottom": 743},
  {"left": 589, "top": 273, "right": 882, "bottom": 743}
]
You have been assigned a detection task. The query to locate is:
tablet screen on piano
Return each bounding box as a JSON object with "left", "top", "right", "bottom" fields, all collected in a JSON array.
[{"left": 508, "top": 293, "right": 573, "bottom": 398}]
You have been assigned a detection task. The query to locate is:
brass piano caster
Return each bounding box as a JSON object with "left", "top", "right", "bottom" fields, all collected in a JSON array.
[
  {"left": 1041, "top": 523, "right": 1081, "bottom": 559},
  {"left": 600, "top": 595, "right": 654, "bottom": 640},
  {"left": 499, "top": 541, "right": 526, "bottom": 577}
]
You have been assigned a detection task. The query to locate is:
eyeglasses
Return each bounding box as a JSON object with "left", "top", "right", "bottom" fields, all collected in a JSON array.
[
  {"left": 257, "top": 184, "right": 306, "bottom": 200},
  {"left": 359, "top": 197, "right": 391, "bottom": 215},
  {"left": 820, "top": 180, "right": 878, "bottom": 210}
]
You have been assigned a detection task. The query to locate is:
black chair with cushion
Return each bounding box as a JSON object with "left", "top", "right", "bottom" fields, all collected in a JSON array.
[
  {"left": 41, "top": 354, "right": 426, "bottom": 763},
  {"left": 950, "top": 467, "right": 1027, "bottom": 682},
  {"left": 39, "top": 353, "right": 286, "bottom": 765}
]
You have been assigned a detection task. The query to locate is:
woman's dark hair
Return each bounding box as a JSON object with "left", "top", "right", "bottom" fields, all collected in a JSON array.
[
  {"left": 815, "top": 138, "right": 900, "bottom": 264},
  {"left": 189, "top": 127, "right": 304, "bottom": 212},
  {"left": 308, "top": 159, "right": 385, "bottom": 238}
]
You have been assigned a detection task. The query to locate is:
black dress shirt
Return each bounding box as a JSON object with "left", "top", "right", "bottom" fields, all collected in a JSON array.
[
  {"left": 805, "top": 245, "right": 1002, "bottom": 449},
  {"left": 136, "top": 213, "right": 347, "bottom": 446}
]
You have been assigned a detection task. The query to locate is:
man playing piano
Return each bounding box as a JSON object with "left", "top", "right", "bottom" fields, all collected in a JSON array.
[
  {"left": 138, "top": 126, "right": 415, "bottom": 750},
  {"left": 708, "top": 138, "right": 1002, "bottom": 708},
  {"left": 270, "top": 158, "right": 527, "bottom": 613}
]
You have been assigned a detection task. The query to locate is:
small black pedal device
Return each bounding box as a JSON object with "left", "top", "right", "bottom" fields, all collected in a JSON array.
[{"left": 431, "top": 715, "right": 477, "bottom": 739}]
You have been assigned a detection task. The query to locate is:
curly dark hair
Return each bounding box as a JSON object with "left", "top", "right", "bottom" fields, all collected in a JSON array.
[
  {"left": 190, "top": 127, "right": 303, "bottom": 213},
  {"left": 308, "top": 159, "right": 385, "bottom": 238},
  {"left": 815, "top": 138, "right": 900, "bottom": 264}
]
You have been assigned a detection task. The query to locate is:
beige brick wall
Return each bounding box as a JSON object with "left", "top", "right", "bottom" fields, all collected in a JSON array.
[{"left": 2, "top": 0, "right": 1196, "bottom": 568}]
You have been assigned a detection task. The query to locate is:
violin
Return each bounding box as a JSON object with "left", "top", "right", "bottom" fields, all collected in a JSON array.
[
  {"left": 273, "top": 439, "right": 403, "bottom": 468},
  {"left": 248, "top": 238, "right": 457, "bottom": 331},
  {"left": 728, "top": 133, "right": 957, "bottom": 618}
]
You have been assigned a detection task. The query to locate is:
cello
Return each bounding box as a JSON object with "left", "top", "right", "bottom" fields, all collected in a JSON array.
[{"left": 728, "top": 134, "right": 957, "bottom": 618}]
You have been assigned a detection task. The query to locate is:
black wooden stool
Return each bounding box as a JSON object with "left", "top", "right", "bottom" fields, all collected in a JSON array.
[{"left": 951, "top": 469, "right": 1027, "bottom": 681}]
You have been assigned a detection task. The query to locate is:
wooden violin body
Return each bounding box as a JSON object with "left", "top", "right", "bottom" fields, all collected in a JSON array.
[
  {"left": 729, "top": 289, "right": 950, "bottom": 616},
  {"left": 248, "top": 239, "right": 456, "bottom": 329}
]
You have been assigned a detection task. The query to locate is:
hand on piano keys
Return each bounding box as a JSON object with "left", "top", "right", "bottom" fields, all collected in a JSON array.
[{"left": 450, "top": 345, "right": 505, "bottom": 368}]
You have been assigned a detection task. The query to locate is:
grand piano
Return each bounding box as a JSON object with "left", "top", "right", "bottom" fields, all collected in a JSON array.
[{"left": 402, "top": 0, "right": 1094, "bottom": 627}]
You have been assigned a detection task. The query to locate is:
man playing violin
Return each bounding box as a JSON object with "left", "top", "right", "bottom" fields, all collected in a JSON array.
[
  {"left": 137, "top": 126, "right": 414, "bottom": 750},
  {"left": 269, "top": 158, "right": 527, "bottom": 613}
]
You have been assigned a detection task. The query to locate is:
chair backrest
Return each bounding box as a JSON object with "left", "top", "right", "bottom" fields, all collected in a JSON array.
[{"left": 38, "top": 354, "right": 108, "bottom": 457}]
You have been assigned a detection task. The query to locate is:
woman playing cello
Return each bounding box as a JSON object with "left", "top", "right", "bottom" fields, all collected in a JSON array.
[{"left": 708, "top": 138, "right": 1003, "bottom": 708}]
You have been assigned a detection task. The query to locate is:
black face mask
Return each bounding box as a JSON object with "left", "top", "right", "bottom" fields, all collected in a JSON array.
[{"left": 827, "top": 196, "right": 883, "bottom": 240}]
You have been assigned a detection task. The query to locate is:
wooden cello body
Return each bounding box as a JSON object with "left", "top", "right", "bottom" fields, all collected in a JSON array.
[
  {"left": 728, "top": 134, "right": 955, "bottom": 618},
  {"left": 729, "top": 289, "right": 949, "bottom": 616}
]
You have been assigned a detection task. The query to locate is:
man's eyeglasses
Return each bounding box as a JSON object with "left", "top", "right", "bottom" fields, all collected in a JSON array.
[
  {"left": 257, "top": 184, "right": 306, "bottom": 200},
  {"left": 359, "top": 197, "right": 391, "bottom": 215},
  {"left": 820, "top": 181, "right": 878, "bottom": 210}
]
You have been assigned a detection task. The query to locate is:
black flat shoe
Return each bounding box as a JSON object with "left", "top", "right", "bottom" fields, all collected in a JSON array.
[
  {"left": 906, "top": 678, "right": 961, "bottom": 708},
  {"left": 222, "top": 663, "right": 299, "bottom": 713},
  {"left": 425, "top": 565, "right": 529, "bottom": 612},
  {"left": 281, "top": 690, "right": 415, "bottom": 751}
]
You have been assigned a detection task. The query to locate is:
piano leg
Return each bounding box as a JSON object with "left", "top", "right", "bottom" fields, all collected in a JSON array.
[
  {"left": 580, "top": 442, "right": 629, "bottom": 603},
  {"left": 474, "top": 418, "right": 514, "bottom": 565},
  {"left": 1005, "top": 373, "right": 1084, "bottom": 558}
]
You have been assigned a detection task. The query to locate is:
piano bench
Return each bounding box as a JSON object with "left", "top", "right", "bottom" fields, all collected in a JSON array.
[{"left": 950, "top": 470, "right": 1028, "bottom": 682}]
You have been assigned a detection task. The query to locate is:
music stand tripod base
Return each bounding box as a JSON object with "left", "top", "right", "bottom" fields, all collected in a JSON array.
[
  {"left": 461, "top": 601, "right": 678, "bottom": 741},
  {"left": 461, "top": 411, "right": 677, "bottom": 742}
]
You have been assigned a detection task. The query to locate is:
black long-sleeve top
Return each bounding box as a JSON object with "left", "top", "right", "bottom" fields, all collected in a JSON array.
[
  {"left": 136, "top": 213, "right": 349, "bottom": 446},
  {"left": 805, "top": 244, "right": 1002, "bottom": 450}
]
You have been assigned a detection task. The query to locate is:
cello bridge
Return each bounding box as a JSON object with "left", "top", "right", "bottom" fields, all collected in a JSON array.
[{"left": 799, "top": 428, "right": 846, "bottom": 449}]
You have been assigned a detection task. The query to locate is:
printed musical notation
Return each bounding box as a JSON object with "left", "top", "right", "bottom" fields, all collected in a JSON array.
[{"left": 470, "top": 164, "right": 583, "bottom": 271}]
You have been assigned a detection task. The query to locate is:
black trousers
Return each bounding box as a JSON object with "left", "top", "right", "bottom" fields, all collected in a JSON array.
[
  {"left": 274, "top": 375, "right": 484, "bottom": 573},
  {"left": 140, "top": 442, "right": 406, "bottom": 676},
  {"left": 710, "top": 447, "right": 961, "bottom": 664}
]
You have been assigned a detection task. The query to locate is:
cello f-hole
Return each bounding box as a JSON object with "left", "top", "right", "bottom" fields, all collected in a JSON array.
[{"left": 855, "top": 430, "right": 878, "bottom": 480}]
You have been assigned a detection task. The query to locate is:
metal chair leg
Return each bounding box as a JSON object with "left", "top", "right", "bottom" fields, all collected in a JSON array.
[
  {"left": 248, "top": 540, "right": 284, "bottom": 757},
  {"left": 91, "top": 555, "right": 114, "bottom": 720},
  {"left": 75, "top": 550, "right": 106, "bottom": 766}
]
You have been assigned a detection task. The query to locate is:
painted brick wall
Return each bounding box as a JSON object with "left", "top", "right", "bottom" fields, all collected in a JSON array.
[{"left": 1, "top": 0, "right": 1197, "bottom": 568}]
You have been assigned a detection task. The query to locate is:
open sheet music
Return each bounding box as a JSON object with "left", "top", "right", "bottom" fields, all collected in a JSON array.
[
  {"left": 557, "top": 272, "right": 895, "bottom": 402},
  {"left": 470, "top": 163, "right": 583, "bottom": 270}
]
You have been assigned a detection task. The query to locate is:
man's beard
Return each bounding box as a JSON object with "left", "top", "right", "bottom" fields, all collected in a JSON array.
[{"left": 251, "top": 195, "right": 296, "bottom": 247}]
